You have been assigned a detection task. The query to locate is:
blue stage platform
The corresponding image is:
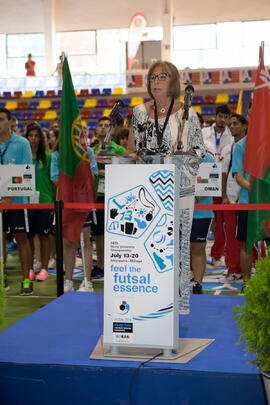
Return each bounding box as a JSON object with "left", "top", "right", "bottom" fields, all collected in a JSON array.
[{"left": 0, "top": 293, "right": 267, "bottom": 405}]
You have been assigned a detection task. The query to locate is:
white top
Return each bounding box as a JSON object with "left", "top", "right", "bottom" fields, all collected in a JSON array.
[
  {"left": 202, "top": 123, "right": 233, "bottom": 162},
  {"left": 221, "top": 142, "right": 240, "bottom": 203}
]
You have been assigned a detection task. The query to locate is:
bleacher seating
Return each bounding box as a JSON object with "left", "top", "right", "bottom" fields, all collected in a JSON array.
[
  {"left": 38, "top": 100, "right": 51, "bottom": 109},
  {"left": 14, "top": 91, "right": 22, "bottom": 98},
  {"left": 17, "top": 101, "right": 28, "bottom": 109},
  {"left": 193, "top": 106, "right": 202, "bottom": 114},
  {"left": 102, "top": 88, "right": 111, "bottom": 96},
  {"left": 203, "top": 95, "right": 216, "bottom": 104},
  {"left": 88, "top": 121, "right": 98, "bottom": 130},
  {"left": 192, "top": 96, "right": 204, "bottom": 104},
  {"left": 79, "top": 89, "right": 89, "bottom": 97},
  {"left": 22, "top": 112, "right": 33, "bottom": 120},
  {"left": 46, "top": 90, "right": 55, "bottom": 97},
  {"left": 35, "top": 90, "right": 45, "bottom": 98},
  {"left": 33, "top": 111, "right": 45, "bottom": 120},
  {"left": 22, "top": 91, "right": 34, "bottom": 98},
  {"left": 28, "top": 101, "right": 39, "bottom": 109},
  {"left": 51, "top": 100, "right": 61, "bottom": 109},
  {"left": 91, "top": 89, "right": 100, "bottom": 96},
  {"left": 97, "top": 99, "right": 108, "bottom": 107},
  {"left": 229, "top": 94, "right": 239, "bottom": 104},
  {"left": 215, "top": 93, "right": 229, "bottom": 104},
  {"left": 113, "top": 88, "right": 123, "bottom": 95},
  {"left": 3, "top": 91, "right": 12, "bottom": 98},
  {"left": 84, "top": 99, "right": 97, "bottom": 108},
  {"left": 5, "top": 101, "right": 17, "bottom": 110},
  {"left": 201, "top": 106, "right": 215, "bottom": 115},
  {"left": 43, "top": 110, "right": 57, "bottom": 120}
]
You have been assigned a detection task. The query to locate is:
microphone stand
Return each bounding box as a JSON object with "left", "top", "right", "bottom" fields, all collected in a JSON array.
[{"left": 175, "top": 84, "right": 194, "bottom": 155}]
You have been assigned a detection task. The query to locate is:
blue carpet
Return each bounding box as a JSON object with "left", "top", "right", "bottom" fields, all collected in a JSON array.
[{"left": 0, "top": 293, "right": 266, "bottom": 405}]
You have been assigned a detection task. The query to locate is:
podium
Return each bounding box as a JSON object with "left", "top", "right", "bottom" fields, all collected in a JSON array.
[{"left": 102, "top": 153, "right": 201, "bottom": 357}]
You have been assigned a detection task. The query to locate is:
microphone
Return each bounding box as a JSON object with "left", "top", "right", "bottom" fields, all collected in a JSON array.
[
  {"left": 183, "top": 85, "right": 194, "bottom": 121},
  {"left": 109, "top": 99, "right": 124, "bottom": 119}
]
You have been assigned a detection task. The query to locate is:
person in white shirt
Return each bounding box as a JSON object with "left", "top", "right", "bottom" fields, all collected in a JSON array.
[
  {"left": 202, "top": 104, "right": 233, "bottom": 267},
  {"left": 221, "top": 114, "right": 248, "bottom": 282}
]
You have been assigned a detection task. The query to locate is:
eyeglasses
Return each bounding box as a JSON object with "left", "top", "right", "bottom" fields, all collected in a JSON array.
[{"left": 149, "top": 72, "right": 169, "bottom": 82}]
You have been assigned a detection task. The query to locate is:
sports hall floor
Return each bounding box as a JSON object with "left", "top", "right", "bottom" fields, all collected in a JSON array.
[{"left": 0, "top": 240, "right": 242, "bottom": 333}]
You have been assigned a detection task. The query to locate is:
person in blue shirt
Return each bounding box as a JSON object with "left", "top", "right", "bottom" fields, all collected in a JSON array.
[
  {"left": 190, "top": 152, "right": 215, "bottom": 294},
  {"left": 232, "top": 136, "right": 252, "bottom": 290},
  {"left": 0, "top": 108, "right": 33, "bottom": 295}
]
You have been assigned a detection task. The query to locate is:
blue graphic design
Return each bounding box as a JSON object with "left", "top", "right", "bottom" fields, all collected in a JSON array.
[
  {"left": 144, "top": 214, "right": 174, "bottom": 273},
  {"left": 133, "top": 303, "right": 173, "bottom": 321},
  {"left": 149, "top": 170, "right": 174, "bottom": 211},
  {"left": 106, "top": 185, "right": 160, "bottom": 239}
]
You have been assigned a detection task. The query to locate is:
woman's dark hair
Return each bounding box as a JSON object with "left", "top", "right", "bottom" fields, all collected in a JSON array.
[
  {"left": 147, "top": 60, "right": 180, "bottom": 100},
  {"left": 25, "top": 121, "right": 47, "bottom": 168}
]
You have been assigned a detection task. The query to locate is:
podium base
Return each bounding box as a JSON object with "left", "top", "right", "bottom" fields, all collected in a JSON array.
[{"left": 90, "top": 336, "right": 214, "bottom": 363}]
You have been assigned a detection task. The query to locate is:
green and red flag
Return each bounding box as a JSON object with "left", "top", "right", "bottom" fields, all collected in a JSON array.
[
  {"left": 244, "top": 47, "right": 270, "bottom": 252},
  {"left": 58, "top": 56, "right": 96, "bottom": 244}
]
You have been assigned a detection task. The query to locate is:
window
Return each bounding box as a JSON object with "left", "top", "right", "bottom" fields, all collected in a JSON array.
[
  {"left": 173, "top": 20, "right": 270, "bottom": 69},
  {"left": 56, "top": 31, "right": 96, "bottom": 73},
  {"left": 6, "top": 33, "right": 45, "bottom": 76}
]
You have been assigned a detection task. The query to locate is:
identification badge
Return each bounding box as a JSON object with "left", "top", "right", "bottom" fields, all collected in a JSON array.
[
  {"left": 97, "top": 178, "right": 105, "bottom": 194},
  {"left": 30, "top": 191, "right": 40, "bottom": 203}
]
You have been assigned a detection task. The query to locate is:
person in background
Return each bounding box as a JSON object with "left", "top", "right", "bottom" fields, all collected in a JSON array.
[
  {"left": 221, "top": 114, "right": 248, "bottom": 283},
  {"left": 191, "top": 152, "right": 215, "bottom": 293},
  {"left": 202, "top": 105, "right": 233, "bottom": 267},
  {"left": 25, "top": 122, "right": 54, "bottom": 282},
  {"left": 232, "top": 126, "right": 252, "bottom": 292},
  {"left": 10, "top": 116, "right": 21, "bottom": 135},
  {"left": 91, "top": 116, "right": 126, "bottom": 279},
  {"left": 25, "top": 53, "right": 36, "bottom": 77},
  {"left": 51, "top": 125, "right": 99, "bottom": 292},
  {"left": 114, "top": 127, "right": 129, "bottom": 150},
  {"left": 0, "top": 108, "right": 33, "bottom": 294}
]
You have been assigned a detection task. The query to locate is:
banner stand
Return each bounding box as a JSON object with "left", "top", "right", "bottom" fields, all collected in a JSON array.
[{"left": 101, "top": 152, "right": 202, "bottom": 358}]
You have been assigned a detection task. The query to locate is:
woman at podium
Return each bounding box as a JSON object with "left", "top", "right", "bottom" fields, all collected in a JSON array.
[
  {"left": 127, "top": 60, "right": 205, "bottom": 158},
  {"left": 127, "top": 60, "right": 206, "bottom": 314}
]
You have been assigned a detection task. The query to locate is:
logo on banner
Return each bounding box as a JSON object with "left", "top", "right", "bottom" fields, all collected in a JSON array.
[
  {"left": 144, "top": 213, "right": 174, "bottom": 273},
  {"left": 106, "top": 185, "right": 160, "bottom": 238}
]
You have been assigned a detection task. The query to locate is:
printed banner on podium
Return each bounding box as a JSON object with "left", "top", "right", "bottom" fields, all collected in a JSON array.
[
  {"left": 104, "top": 164, "right": 179, "bottom": 350},
  {"left": 0, "top": 164, "right": 35, "bottom": 197}
]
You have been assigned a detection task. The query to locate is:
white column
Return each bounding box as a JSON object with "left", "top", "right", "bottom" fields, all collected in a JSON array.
[
  {"left": 161, "top": 0, "right": 173, "bottom": 61},
  {"left": 43, "top": 0, "right": 56, "bottom": 76}
]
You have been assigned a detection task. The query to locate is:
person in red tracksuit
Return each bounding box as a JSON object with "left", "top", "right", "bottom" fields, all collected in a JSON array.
[{"left": 202, "top": 104, "right": 233, "bottom": 267}]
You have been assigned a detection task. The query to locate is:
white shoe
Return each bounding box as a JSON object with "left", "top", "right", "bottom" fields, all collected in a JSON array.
[
  {"left": 33, "top": 260, "right": 42, "bottom": 272},
  {"left": 48, "top": 258, "right": 56, "bottom": 268},
  {"left": 64, "top": 279, "right": 74, "bottom": 293},
  {"left": 211, "top": 257, "right": 224, "bottom": 267},
  {"left": 224, "top": 273, "right": 243, "bottom": 283},
  {"left": 75, "top": 257, "right": 83, "bottom": 268},
  {"left": 77, "top": 279, "right": 94, "bottom": 292}
]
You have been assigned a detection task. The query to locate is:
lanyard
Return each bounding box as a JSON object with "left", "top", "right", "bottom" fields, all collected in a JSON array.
[
  {"left": 154, "top": 98, "right": 174, "bottom": 147},
  {"left": 0, "top": 144, "right": 9, "bottom": 164},
  {"left": 214, "top": 126, "right": 224, "bottom": 148},
  {"left": 34, "top": 159, "right": 39, "bottom": 185}
]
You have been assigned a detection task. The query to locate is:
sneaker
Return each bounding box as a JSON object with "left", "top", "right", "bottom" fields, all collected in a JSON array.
[
  {"left": 29, "top": 269, "right": 35, "bottom": 281},
  {"left": 75, "top": 257, "right": 83, "bottom": 268},
  {"left": 77, "top": 279, "right": 94, "bottom": 292},
  {"left": 4, "top": 277, "right": 10, "bottom": 291},
  {"left": 64, "top": 279, "right": 74, "bottom": 293},
  {"left": 7, "top": 240, "right": 18, "bottom": 252},
  {"left": 211, "top": 257, "right": 223, "bottom": 267},
  {"left": 20, "top": 278, "right": 33, "bottom": 295},
  {"left": 193, "top": 282, "right": 203, "bottom": 294},
  {"left": 91, "top": 266, "right": 104, "bottom": 279},
  {"left": 48, "top": 258, "right": 56, "bottom": 269},
  {"left": 35, "top": 269, "right": 49, "bottom": 281},
  {"left": 225, "top": 273, "right": 243, "bottom": 283},
  {"left": 33, "top": 260, "right": 42, "bottom": 272}
]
